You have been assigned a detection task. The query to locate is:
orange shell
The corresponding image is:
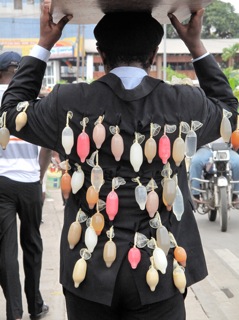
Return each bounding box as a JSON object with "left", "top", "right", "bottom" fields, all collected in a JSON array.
[
  {"left": 61, "top": 172, "right": 72, "bottom": 199},
  {"left": 231, "top": 129, "right": 239, "bottom": 151},
  {"left": 86, "top": 185, "right": 99, "bottom": 209},
  {"left": 174, "top": 246, "right": 187, "bottom": 267}
]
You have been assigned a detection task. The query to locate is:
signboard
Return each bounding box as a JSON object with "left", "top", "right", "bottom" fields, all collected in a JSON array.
[
  {"left": 50, "top": 46, "right": 74, "bottom": 58},
  {"left": 50, "top": 0, "right": 213, "bottom": 25}
]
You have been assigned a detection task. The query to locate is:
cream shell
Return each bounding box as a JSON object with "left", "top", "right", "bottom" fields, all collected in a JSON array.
[
  {"left": 72, "top": 258, "right": 87, "bottom": 288},
  {"left": 15, "top": 111, "right": 27, "bottom": 132}
]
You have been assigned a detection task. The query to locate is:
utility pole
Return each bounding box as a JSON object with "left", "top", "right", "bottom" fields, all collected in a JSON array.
[
  {"left": 76, "top": 25, "right": 85, "bottom": 82},
  {"left": 76, "top": 25, "right": 81, "bottom": 83},
  {"left": 81, "top": 25, "right": 85, "bottom": 80},
  {"left": 163, "top": 24, "right": 167, "bottom": 82}
]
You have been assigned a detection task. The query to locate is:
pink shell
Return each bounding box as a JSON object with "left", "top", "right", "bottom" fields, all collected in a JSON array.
[
  {"left": 106, "top": 190, "right": 119, "bottom": 221},
  {"left": 77, "top": 131, "right": 90, "bottom": 163},
  {"left": 128, "top": 247, "right": 141, "bottom": 269},
  {"left": 93, "top": 123, "right": 106, "bottom": 149},
  {"left": 111, "top": 133, "right": 124, "bottom": 161},
  {"left": 158, "top": 134, "right": 171, "bottom": 164}
]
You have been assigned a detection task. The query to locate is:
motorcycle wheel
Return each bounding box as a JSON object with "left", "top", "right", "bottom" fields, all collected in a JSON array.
[
  {"left": 208, "top": 209, "right": 217, "bottom": 221},
  {"left": 218, "top": 187, "right": 228, "bottom": 232}
]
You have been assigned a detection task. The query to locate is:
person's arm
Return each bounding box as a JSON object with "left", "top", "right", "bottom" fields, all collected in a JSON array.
[
  {"left": 38, "top": 1, "right": 72, "bottom": 52},
  {"left": 0, "top": 2, "right": 72, "bottom": 149},
  {"left": 1, "top": 1, "right": 71, "bottom": 108},
  {"left": 169, "top": 9, "right": 238, "bottom": 110},
  {"left": 39, "top": 147, "right": 53, "bottom": 183},
  {"left": 168, "top": 9, "right": 206, "bottom": 59}
]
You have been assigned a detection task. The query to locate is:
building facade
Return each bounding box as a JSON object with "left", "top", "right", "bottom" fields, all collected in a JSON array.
[{"left": 1, "top": 1, "right": 239, "bottom": 87}]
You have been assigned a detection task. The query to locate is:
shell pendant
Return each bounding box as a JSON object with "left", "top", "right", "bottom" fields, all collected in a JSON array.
[
  {"left": 93, "top": 115, "right": 106, "bottom": 149},
  {"left": 71, "top": 163, "right": 85, "bottom": 194},
  {"left": 146, "top": 178, "right": 159, "bottom": 218},
  {"left": 67, "top": 210, "right": 82, "bottom": 249},
  {"left": 87, "top": 151, "right": 104, "bottom": 193},
  {"left": 144, "top": 123, "right": 161, "bottom": 163},
  {"left": 91, "top": 210, "right": 105, "bottom": 236},
  {"left": 185, "top": 121, "right": 203, "bottom": 158},
  {"left": 86, "top": 185, "right": 99, "bottom": 209},
  {"left": 85, "top": 221, "right": 98, "bottom": 253},
  {"left": 72, "top": 249, "right": 91, "bottom": 288},
  {"left": 77, "top": 117, "right": 90, "bottom": 163},
  {"left": 173, "top": 260, "right": 186, "bottom": 294},
  {"left": 130, "top": 132, "right": 145, "bottom": 172},
  {"left": 220, "top": 109, "right": 232, "bottom": 143},
  {"left": 128, "top": 234, "right": 142, "bottom": 269},
  {"left": 62, "top": 111, "right": 74, "bottom": 155},
  {"left": 60, "top": 160, "right": 72, "bottom": 200},
  {"left": 110, "top": 125, "right": 124, "bottom": 161},
  {"left": 0, "top": 112, "right": 10, "bottom": 150},
  {"left": 106, "top": 177, "right": 126, "bottom": 221},
  {"left": 103, "top": 226, "right": 117, "bottom": 268},
  {"left": 146, "top": 256, "right": 159, "bottom": 291},
  {"left": 15, "top": 101, "right": 29, "bottom": 132},
  {"left": 132, "top": 177, "right": 147, "bottom": 210}
]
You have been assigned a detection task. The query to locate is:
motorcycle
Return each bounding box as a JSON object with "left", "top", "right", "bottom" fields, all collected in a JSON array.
[{"left": 190, "top": 142, "right": 239, "bottom": 232}]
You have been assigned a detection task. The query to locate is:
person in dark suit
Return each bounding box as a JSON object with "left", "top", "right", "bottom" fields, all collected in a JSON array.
[{"left": 1, "top": 2, "right": 238, "bottom": 320}]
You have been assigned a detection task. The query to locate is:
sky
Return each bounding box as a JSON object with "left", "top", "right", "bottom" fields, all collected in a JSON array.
[{"left": 221, "top": 0, "right": 239, "bottom": 12}]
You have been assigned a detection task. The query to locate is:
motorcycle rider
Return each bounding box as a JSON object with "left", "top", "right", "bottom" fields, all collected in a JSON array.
[{"left": 189, "top": 137, "right": 239, "bottom": 206}]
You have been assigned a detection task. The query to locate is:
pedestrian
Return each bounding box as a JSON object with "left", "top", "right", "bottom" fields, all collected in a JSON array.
[
  {"left": 1, "top": 2, "right": 238, "bottom": 320},
  {"left": 0, "top": 51, "right": 51, "bottom": 320}
]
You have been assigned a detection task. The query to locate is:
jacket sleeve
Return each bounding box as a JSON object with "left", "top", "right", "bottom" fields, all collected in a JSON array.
[
  {"left": 194, "top": 54, "right": 238, "bottom": 111},
  {"left": 0, "top": 56, "right": 61, "bottom": 150},
  {"left": 2, "top": 56, "right": 46, "bottom": 106}
]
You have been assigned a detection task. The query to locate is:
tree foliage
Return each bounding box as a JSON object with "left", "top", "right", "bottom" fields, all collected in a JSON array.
[
  {"left": 222, "top": 43, "right": 239, "bottom": 67},
  {"left": 167, "top": 0, "right": 239, "bottom": 39},
  {"left": 202, "top": 0, "right": 239, "bottom": 38}
]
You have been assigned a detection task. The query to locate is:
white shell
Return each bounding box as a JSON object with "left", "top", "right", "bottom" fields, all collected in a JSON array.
[
  {"left": 172, "top": 186, "right": 184, "bottom": 221},
  {"left": 185, "top": 130, "right": 197, "bottom": 158},
  {"left": 220, "top": 116, "right": 232, "bottom": 143},
  {"left": 153, "top": 247, "right": 168, "bottom": 274},
  {"left": 62, "top": 126, "right": 74, "bottom": 155},
  {"left": 85, "top": 226, "right": 98, "bottom": 253},
  {"left": 71, "top": 167, "right": 85, "bottom": 194},
  {"left": 91, "top": 165, "right": 104, "bottom": 192},
  {"left": 135, "top": 185, "right": 147, "bottom": 210},
  {"left": 130, "top": 142, "right": 143, "bottom": 172}
]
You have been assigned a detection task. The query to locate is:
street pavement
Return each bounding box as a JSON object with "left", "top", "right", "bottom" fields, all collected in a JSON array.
[{"left": 0, "top": 188, "right": 234, "bottom": 319}]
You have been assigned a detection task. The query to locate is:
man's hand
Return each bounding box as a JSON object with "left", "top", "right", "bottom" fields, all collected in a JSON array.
[
  {"left": 38, "top": 0, "right": 73, "bottom": 51},
  {"left": 168, "top": 9, "right": 207, "bottom": 59}
]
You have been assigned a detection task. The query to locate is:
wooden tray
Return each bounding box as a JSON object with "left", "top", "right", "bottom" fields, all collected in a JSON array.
[{"left": 50, "top": 0, "right": 212, "bottom": 25}]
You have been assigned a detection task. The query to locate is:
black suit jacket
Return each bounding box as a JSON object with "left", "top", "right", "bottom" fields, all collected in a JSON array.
[{"left": 1, "top": 54, "right": 238, "bottom": 306}]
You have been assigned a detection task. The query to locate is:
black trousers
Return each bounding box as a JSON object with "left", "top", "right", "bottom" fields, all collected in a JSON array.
[
  {"left": 0, "top": 177, "right": 44, "bottom": 320},
  {"left": 64, "top": 258, "right": 186, "bottom": 320}
]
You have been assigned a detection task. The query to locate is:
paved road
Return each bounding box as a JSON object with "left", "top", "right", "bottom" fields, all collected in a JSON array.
[
  {"left": 191, "top": 207, "right": 239, "bottom": 319},
  {"left": 1, "top": 189, "right": 238, "bottom": 319}
]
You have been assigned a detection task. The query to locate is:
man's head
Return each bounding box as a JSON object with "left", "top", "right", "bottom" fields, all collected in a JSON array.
[
  {"left": 94, "top": 12, "right": 164, "bottom": 71},
  {"left": 0, "top": 51, "right": 21, "bottom": 84}
]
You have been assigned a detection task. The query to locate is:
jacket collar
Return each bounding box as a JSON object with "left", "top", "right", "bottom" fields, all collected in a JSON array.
[{"left": 97, "top": 73, "right": 163, "bottom": 101}]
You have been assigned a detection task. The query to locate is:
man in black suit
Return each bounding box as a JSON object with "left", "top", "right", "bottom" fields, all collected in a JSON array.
[{"left": 1, "top": 2, "right": 238, "bottom": 319}]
